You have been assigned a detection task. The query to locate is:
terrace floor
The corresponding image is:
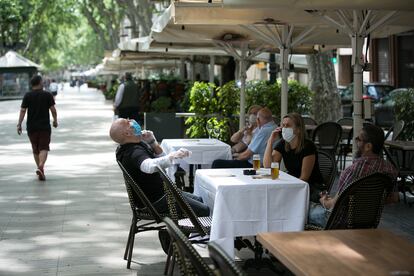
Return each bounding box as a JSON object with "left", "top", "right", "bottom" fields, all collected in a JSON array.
[{"left": 0, "top": 85, "right": 412, "bottom": 276}]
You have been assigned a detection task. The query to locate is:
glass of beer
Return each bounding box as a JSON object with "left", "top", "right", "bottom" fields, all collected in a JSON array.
[
  {"left": 253, "top": 154, "right": 261, "bottom": 170},
  {"left": 271, "top": 162, "right": 279, "bottom": 180}
]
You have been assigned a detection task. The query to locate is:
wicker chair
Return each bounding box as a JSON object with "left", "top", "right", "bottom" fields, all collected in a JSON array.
[
  {"left": 306, "top": 172, "right": 393, "bottom": 230},
  {"left": 312, "top": 122, "right": 342, "bottom": 160},
  {"left": 317, "top": 150, "right": 337, "bottom": 192},
  {"left": 163, "top": 217, "right": 215, "bottom": 276},
  {"left": 302, "top": 116, "right": 318, "bottom": 126},
  {"left": 208, "top": 242, "right": 246, "bottom": 276},
  {"left": 384, "top": 120, "right": 405, "bottom": 141},
  {"left": 117, "top": 161, "right": 168, "bottom": 269},
  {"left": 156, "top": 165, "right": 212, "bottom": 275}
]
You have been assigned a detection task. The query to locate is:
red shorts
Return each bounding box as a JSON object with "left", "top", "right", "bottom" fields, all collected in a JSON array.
[{"left": 28, "top": 130, "right": 51, "bottom": 154}]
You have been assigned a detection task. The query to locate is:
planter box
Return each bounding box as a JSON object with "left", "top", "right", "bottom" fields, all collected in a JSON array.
[{"left": 144, "top": 113, "right": 184, "bottom": 141}]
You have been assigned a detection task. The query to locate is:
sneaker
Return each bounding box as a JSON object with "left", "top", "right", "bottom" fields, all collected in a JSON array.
[
  {"left": 158, "top": 229, "right": 171, "bottom": 255},
  {"left": 36, "top": 168, "right": 45, "bottom": 181}
]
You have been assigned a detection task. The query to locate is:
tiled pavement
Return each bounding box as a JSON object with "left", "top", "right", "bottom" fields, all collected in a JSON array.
[{"left": 0, "top": 85, "right": 413, "bottom": 276}]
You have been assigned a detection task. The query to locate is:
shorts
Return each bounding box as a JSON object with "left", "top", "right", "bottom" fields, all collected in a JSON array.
[
  {"left": 51, "top": 91, "right": 57, "bottom": 96},
  {"left": 28, "top": 130, "right": 51, "bottom": 154}
]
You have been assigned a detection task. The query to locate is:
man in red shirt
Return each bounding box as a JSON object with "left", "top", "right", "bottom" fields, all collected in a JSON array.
[{"left": 308, "top": 124, "right": 397, "bottom": 227}]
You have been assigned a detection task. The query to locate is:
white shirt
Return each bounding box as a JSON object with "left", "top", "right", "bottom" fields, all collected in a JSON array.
[{"left": 113, "top": 83, "right": 125, "bottom": 108}]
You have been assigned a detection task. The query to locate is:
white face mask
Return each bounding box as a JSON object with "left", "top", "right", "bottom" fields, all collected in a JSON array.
[
  {"left": 248, "top": 114, "right": 257, "bottom": 125},
  {"left": 282, "top": 127, "right": 295, "bottom": 143}
]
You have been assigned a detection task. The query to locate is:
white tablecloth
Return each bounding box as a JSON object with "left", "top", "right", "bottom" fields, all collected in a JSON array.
[
  {"left": 160, "top": 139, "right": 232, "bottom": 181},
  {"left": 161, "top": 138, "right": 232, "bottom": 165},
  {"left": 194, "top": 168, "right": 309, "bottom": 258}
]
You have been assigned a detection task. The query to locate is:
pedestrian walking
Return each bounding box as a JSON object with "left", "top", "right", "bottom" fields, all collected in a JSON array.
[
  {"left": 17, "top": 75, "right": 58, "bottom": 181},
  {"left": 113, "top": 72, "right": 141, "bottom": 123},
  {"left": 49, "top": 79, "right": 58, "bottom": 99}
]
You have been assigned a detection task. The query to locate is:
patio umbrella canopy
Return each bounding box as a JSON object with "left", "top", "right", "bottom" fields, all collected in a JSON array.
[
  {"left": 173, "top": 0, "right": 414, "bottom": 154},
  {"left": 170, "top": 2, "right": 350, "bottom": 124},
  {"left": 148, "top": 5, "right": 350, "bottom": 128}
]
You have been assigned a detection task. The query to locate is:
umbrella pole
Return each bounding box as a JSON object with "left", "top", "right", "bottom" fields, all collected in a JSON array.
[
  {"left": 351, "top": 27, "right": 365, "bottom": 156},
  {"left": 239, "top": 47, "right": 247, "bottom": 130},
  {"left": 209, "top": 55, "right": 215, "bottom": 84},
  {"left": 280, "top": 46, "right": 289, "bottom": 120}
]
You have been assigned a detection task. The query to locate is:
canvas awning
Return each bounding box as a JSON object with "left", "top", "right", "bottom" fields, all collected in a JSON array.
[{"left": 0, "top": 51, "right": 41, "bottom": 69}]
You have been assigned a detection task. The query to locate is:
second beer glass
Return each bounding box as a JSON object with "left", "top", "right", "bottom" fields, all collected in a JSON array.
[
  {"left": 253, "top": 154, "right": 260, "bottom": 170},
  {"left": 271, "top": 162, "right": 279, "bottom": 180}
]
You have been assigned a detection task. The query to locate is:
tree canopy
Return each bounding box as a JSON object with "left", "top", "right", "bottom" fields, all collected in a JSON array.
[{"left": 0, "top": 0, "right": 157, "bottom": 72}]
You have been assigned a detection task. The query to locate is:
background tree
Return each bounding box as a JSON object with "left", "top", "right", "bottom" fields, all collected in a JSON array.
[{"left": 307, "top": 51, "right": 342, "bottom": 122}]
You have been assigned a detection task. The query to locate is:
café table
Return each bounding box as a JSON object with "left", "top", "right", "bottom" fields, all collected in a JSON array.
[
  {"left": 257, "top": 229, "right": 414, "bottom": 276},
  {"left": 194, "top": 168, "right": 309, "bottom": 258},
  {"left": 160, "top": 138, "right": 232, "bottom": 188}
]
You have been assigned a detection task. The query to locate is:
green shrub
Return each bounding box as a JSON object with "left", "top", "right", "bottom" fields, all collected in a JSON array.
[
  {"left": 184, "top": 80, "right": 314, "bottom": 141},
  {"left": 150, "top": 96, "right": 172, "bottom": 112},
  {"left": 393, "top": 88, "right": 414, "bottom": 140}
]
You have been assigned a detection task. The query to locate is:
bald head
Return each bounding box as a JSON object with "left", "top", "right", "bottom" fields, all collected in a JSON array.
[
  {"left": 110, "top": 118, "right": 137, "bottom": 144},
  {"left": 257, "top": 107, "right": 273, "bottom": 123}
]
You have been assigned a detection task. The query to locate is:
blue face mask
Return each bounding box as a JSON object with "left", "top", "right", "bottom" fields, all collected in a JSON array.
[{"left": 129, "top": 120, "right": 142, "bottom": 136}]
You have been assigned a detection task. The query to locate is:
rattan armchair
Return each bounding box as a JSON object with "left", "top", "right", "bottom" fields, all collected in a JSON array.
[
  {"left": 117, "top": 161, "right": 168, "bottom": 269},
  {"left": 208, "top": 242, "right": 246, "bottom": 276},
  {"left": 317, "top": 150, "right": 337, "bottom": 192},
  {"left": 156, "top": 165, "right": 212, "bottom": 275},
  {"left": 306, "top": 172, "right": 393, "bottom": 230},
  {"left": 163, "top": 217, "right": 215, "bottom": 276},
  {"left": 312, "top": 122, "right": 342, "bottom": 159}
]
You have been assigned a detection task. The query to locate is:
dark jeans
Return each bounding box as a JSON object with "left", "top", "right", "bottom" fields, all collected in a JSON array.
[
  {"left": 153, "top": 191, "right": 210, "bottom": 217},
  {"left": 212, "top": 159, "right": 252, "bottom": 168}
]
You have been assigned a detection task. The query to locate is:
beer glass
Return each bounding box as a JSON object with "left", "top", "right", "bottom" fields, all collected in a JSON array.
[
  {"left": 253, "top": 154, "right": 260, "bottom": 170},
  {"left": 271, "top": 162, "right": 279, "bottom": 180}
]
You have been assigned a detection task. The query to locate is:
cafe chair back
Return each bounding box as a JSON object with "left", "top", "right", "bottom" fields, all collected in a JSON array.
[
  {"left": 163, "top": 217, "right": 215, "bottom": 276},
  {"left": 117, "top": 161, "right": 167, "bottom": 269},
  {"left": 156, "top": 165, "right": 211, "bottom": 275},
  {"left": 384, "top": 120, "right": 405, "bottom": 141},
  {"left": 317, "top": 150, "right": 337, "bottom": 192},
  {"left": 208, "top": 242, "right": 246, "bottom": 276},
  {"left": 302, "top": 115, "right": 318, "bottom": 126},
  {"left": 312, "top": 122, "right": 342, "bottom": 159},
  {"left": 326, "top": 172, "right": 393, "bottom": 230}
]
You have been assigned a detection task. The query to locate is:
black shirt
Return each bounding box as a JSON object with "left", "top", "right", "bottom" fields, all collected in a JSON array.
[
  {"left": 116, "top": 142, "right": 165, "bottom": 206},
  {"left": 274, "top": 139, "right": 324, "bottom": 189},
  {"left": 21, "top": 89, "right": 55, "bottom": 133}
]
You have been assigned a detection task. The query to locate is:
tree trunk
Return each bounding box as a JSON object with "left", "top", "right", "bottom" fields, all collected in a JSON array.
[{"left": 307, "top": 51, "right": 342, "bottom": 123}]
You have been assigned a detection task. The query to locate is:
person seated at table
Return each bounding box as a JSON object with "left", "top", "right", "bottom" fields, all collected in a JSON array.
[
  {"left": 230, "top": 105, "right": 262, "bottom": 156},
  {"left": 308, "top": 124, "right": 398, "bottom": 228},
  {"left": 109, "top": 118, "right": 210, "bottom": 217},
  {"left": 212, "top": 107, "right": 276, "bottom": 168},
  {"left": 263, "top": 112, "right": 324, "bottom": 202}
]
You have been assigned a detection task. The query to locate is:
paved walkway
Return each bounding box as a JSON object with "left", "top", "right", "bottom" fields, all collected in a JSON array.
[
  {"left": 0, "top": 85, "right": 166, "bottom": 275},
  {"left": 0, "top": 85, "right": 413, "bottom": 276}
]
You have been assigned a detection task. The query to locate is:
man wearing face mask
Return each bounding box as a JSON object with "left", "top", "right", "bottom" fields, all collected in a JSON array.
[
  {"left": 230, "top": 105, "right": 262, "bottom": 155},
  {"left": 109, "top": 118, "right": 210, "bottom": 217},
  {"left": 307, "top": 124, "right": 397, "bottom": 227},
  {"left": 264, "top": 113, "right": 324, "bottom": 202},
  {"left": 212, "top": 107, "right": 276, "bottom": 168}
]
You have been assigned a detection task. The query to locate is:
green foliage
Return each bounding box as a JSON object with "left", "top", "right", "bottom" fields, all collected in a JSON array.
[
  {"left": 184, "top": 81, "right": 239, "bottom": 141},
  {"left": 150, "top": 96, "right": 172, "bottom": 112},
  {"left": 246, "top": 80, "right": 313, "bottom": 121},
  {"left": 185, "top": 82, "right": 216, "bottom": 139},
  {"left": 287, "top": 80, "right": 314, "bottom": 115},
  {"left": 392, "top": 88, "right": 414, "bottom": 140},
  {"left": 246, "top": 80, "right": 280, "bottom": 118},
  {"left": 184, "top": 80, "right": 314, "bottom": 141},
  {"left": 104, "top": 80, "right": 118, "bottom": 100}
]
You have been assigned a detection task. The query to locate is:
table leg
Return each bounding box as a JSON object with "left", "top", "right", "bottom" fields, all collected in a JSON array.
[{"left": 187, "top": 164, "right": 194, "bottom": 193}]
